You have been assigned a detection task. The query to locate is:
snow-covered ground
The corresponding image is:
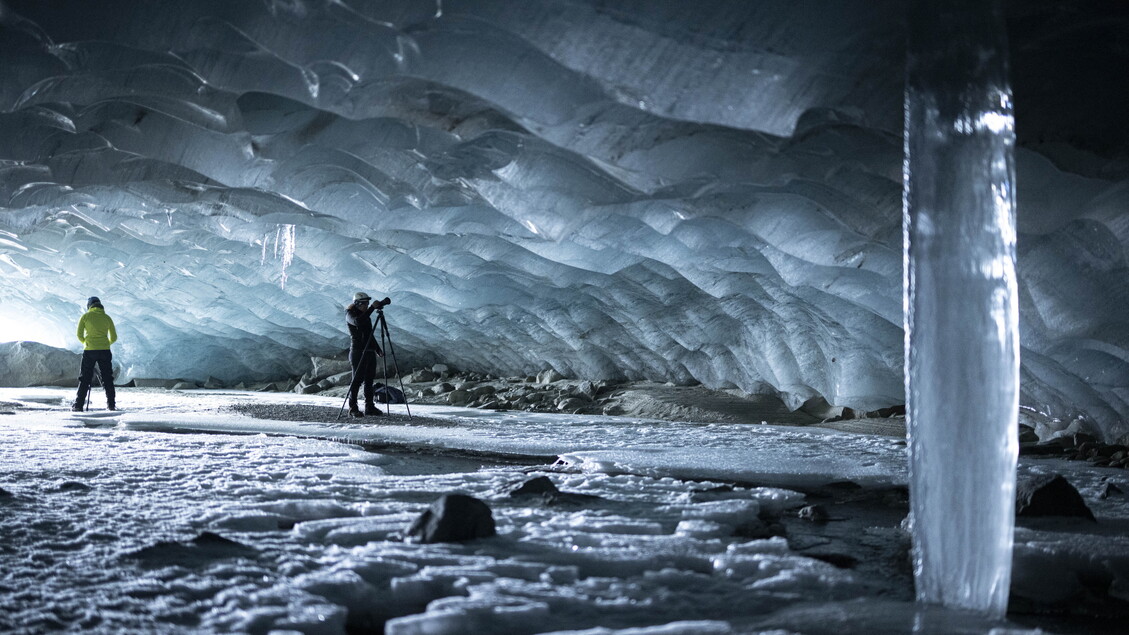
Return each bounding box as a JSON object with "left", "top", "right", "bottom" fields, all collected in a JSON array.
[{"left": 1, "top": 387, "right": 1127, "bottom": 634}]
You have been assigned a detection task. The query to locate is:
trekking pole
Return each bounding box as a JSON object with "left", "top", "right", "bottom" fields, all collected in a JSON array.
[{"left": 377, "top": 308, "right": 412, "bottom": 420}]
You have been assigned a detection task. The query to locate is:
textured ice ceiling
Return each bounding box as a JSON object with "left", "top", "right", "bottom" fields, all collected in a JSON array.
[{"left": 0, "top": 0, "right": 1126, "bottom": 435}]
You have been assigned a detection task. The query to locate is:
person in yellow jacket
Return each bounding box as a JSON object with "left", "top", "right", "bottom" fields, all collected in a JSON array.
[{"left": 73, "top": 296, "right": 117, "bottom": 412}]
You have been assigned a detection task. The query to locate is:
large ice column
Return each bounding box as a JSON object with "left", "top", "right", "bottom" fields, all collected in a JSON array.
[{"left": 903, "top": 0, "right": 1019, "bottom": 616}]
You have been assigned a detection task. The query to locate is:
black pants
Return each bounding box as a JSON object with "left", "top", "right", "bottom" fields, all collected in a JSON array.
[
  {"left": 76, "top": 349, "right": 115, "bottom": 407},
  {"left": 348, "top": 349, "right": 378, "bottom": 407}
]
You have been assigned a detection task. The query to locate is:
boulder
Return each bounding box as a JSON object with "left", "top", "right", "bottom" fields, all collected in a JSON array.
[
  {"left": 430, "top": 382, "right": 454, "bottom": 395},
  {"left": 537, "top": 369, "right": 564, "bottom": 385},
  {"left": 55, "top": 481, "right": 91, "bottom": 492},
  {"left": 326, "top": 371, "right": 352, "bottom": 386},
  {"left": 127, "top": 531, "right": 256, "bottom": 566},
  {"left": 292, "top": 381, "right": 312, "bottom": 394},
  {"left": 510, "top": 476, "right": 560, "bottom": 497},
  {"left": 431, "top": 364, "right": 450, "bottom": 375},
  {"left": 798, "top": 505, "right": 830, "bottom": 523},
  {"left": 1016, "top": 474, "right": 1096, "bottom": 521},
  {"left": 0, "top": 341, "right": 81, "bottom": 387},
  {"left": 508, "top": 476, "right": 603, "bottom": 506},
  {"left": 799, "top": 395, "right": 843, "bottom": 420},
  {"left": 310, "top": 355, "right": 351, "bottom": 381},
  {"left": 404, "top": 494, "right": 496, "bottom": 544},
  {"left": 557, "top": 397, "right": 588, "bottom": 412},
  {"left": 576, "top": 380, "right": 598, "bottom": 399},
  {"left": 471, "top": 385, "right": 496, "bottom": 398},
  {"left": 446, "top": 389, "right": 471, "bottom": 406},
  {"left": 410, "top": 369, "right": 437, "bottom": 383}
]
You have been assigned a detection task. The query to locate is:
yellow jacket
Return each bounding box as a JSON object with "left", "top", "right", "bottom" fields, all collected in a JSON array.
[{"left": 77, "top": 307, "right": 117, "bottom": 350}]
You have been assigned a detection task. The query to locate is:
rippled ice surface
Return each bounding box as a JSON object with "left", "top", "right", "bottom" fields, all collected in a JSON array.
[
  {"left": 0, "top": 417, "right": 811, "bottom": 634},
  {"left": 3, "top": 388, "right": 1110, "bottom": 634}
]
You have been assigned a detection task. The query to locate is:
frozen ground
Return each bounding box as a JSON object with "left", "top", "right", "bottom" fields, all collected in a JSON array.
[{"left": 1, "top": 388, "right": 1127, "bottom": 634}]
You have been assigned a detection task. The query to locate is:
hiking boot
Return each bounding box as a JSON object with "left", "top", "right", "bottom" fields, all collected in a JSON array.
[
  {"left": 71, "top": 401, "right": 84, "bottom": 412},
  {"left": 349, "top": 406, "right": 363, "bottom": 418},
  {"left": 107, "top": 404, "right": 116, "bottom": 411},
  {"left": 365, "top": 405, "right": 384, "bottom": 416}
]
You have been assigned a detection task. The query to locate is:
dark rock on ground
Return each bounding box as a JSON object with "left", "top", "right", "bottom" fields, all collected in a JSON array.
[
  {"left": 55, "top": 481, "right": 91, "bottom": 492},
  {"left": 190, "top": 531, "right": 249, "bottom": 549},
  {"left": 1016, "top": 474, "right": 1096, "bottom": 521},
  {"left": 1099, "top": 482, "right": 1123, "bottom": 499},
  {"left": 510, "top": 476, "right": 559, "bottom": 497},
  {"left": 0, "top": 486, "right": 12, "bottom": 499},
  {"left": 808, "top": 552, "right": 859, "bottom": 569},
  {"left": 508, "top": 476, "right": 605, "bottom": 506},
  {"left": 1065, "top": 432, "right": 1099, "bottom": 447},
  {"left": 870, "top": 405, "right": 906, "bottom": 418},
  {"left": 798, "top": 505, "right": 831, "bottom": 523},
  {"left": 405, "top": 494, "right": 496, "bottom": 544},
  {"left": 126, "top": 531, "right": 256, "bottom": 566},
  {"left": 824, "top": 481, "right": 863, "bottom": 491},
  {"left": 1022, "top": 434, "right": 1129, "bottom": 469}
]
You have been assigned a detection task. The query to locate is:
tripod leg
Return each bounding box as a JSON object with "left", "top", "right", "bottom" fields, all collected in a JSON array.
[
  {"left": 339, "top": 351, "right": 363, "bottom": 419},
  {"left": 87, "top": 364, "right": 98, "bottom": 410},
  {"left": 378, "top": 316, "right": 391, "bottom": 409},
  {"left": 340, "top": 361, "right": 367, "bottom": 419},
  {"left": 380, "top": 315, "right": 412, "bottom": 420}
]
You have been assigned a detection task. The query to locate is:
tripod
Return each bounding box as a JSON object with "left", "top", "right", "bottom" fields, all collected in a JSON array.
[
  {"left": 84, "top": 365, "right": 100, "bottom": 411},
  {"left": 338, "top": 306, "right": 412, "bottom": 420}
]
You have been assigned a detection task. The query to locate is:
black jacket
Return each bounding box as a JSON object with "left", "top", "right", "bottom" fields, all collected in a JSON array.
[{"left": 346, "top": 304, "right": 381, "bottom": 353}]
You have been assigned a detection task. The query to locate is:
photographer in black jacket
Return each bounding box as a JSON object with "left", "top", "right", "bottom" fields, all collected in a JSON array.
[{"left": 345, "top": 292, "right": 389, "bottom": 417}]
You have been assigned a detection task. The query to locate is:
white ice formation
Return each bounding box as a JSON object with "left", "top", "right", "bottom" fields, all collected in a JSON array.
[
  {"left": 903, "top": 1, "right": 1019, "bottom": 615},
  {"left": 0, "top": 1, "right": 1126, "bottom": 439}
]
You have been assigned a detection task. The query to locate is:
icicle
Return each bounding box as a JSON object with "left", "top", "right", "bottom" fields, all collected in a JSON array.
[
  {"left": 903, "top": 0, "right": 1019, "bottom": 616},
  {"left": 279, "top": 224, "right": 296, "bottom": 289},
  {"left": 258, "top": 225, "right": 296, "bottom": 289}
]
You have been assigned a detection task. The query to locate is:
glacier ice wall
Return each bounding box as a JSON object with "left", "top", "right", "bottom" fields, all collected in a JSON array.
[{"left": 0, "top": 1, "right": 1125, "bottom": 439}]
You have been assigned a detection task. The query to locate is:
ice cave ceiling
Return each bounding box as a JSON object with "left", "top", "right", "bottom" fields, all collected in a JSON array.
[{"left": 0, "top": 0, "right": 1126, "bottom": 435}]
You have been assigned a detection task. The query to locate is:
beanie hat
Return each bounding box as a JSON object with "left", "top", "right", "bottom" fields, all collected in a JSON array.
[
  {"left": 87, "top": 296, "right": 102, "bottom": 309},
  {"left": 353, "top": 292, "right": 372, "bottom": 303}
]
